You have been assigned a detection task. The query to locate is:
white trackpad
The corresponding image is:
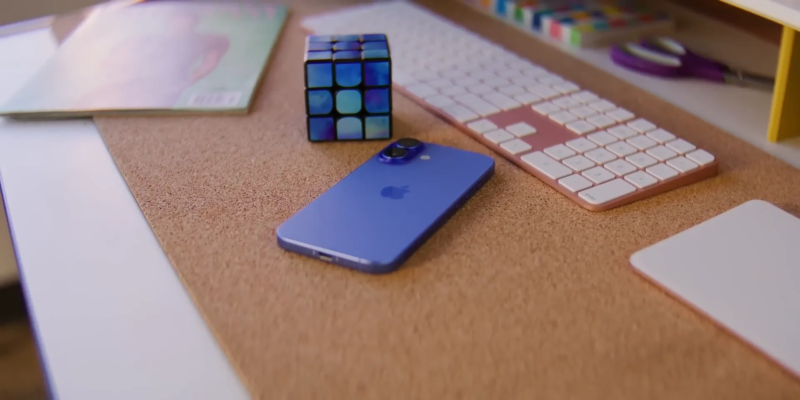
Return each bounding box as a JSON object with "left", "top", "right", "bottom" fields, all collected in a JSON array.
[{"left": 631, "top": 200, "right": 800, "bottom": 378}]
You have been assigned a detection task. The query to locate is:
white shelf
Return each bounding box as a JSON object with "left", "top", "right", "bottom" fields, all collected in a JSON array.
[
  {"left": 465, "top": 1, "right": 800, "bottom": 169},
  {"left": 722, "top": 0, "right": 800, "bottom": 31}
]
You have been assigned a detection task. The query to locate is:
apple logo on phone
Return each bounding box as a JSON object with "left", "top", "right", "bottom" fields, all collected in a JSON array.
[{"left": 381, "top": 186, "right": 409, "bottom": 200}]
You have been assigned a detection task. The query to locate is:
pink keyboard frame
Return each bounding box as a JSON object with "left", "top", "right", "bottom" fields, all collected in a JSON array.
[{"left": 397, "top": 87, "right": 719, "bottom": 211}]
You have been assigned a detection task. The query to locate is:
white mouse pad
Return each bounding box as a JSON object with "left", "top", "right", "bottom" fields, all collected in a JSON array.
[{"left": 631, "top": 200, "right": 800, "bottom": 378}]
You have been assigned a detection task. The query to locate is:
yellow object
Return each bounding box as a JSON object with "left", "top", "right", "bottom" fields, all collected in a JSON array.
[{"left": 768, "top": 26, "right": 800, "bottom": 142}]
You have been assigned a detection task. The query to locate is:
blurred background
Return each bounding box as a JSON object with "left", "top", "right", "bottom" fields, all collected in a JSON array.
[{"left": 0, "top": 0, "right": 103, "bottom": 26}]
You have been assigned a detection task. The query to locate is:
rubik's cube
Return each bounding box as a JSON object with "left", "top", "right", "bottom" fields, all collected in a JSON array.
[{"left": 304, "top": 34, "right": 392, "bottom": 142}]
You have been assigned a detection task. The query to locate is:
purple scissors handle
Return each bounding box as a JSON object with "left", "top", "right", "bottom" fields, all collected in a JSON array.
[{"left": 611, "top": 37, "right": 774, "bottom": 90}]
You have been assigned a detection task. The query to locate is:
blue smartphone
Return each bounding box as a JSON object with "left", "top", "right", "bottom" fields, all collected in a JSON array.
[{"left": 277, "top": 138, "right": 494, "bottom": 274}]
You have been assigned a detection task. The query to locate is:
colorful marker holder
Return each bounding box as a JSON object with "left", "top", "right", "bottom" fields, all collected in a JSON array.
[{"left": 469, "top": 0, "right": 674, "bottom": 48}]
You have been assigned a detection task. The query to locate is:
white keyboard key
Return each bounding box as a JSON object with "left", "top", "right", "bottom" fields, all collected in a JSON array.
[
  {"left": 483, "top": 61, "right": 508, "bottom": 71},
  {"left": 566, "top": 138, "right": 597, "bottom": 153},
  {"left": 537, "top": 73, "right": 564, "bottom": 85},
  {"left": 628, "top": 118, "right": 657, "bottom": 133},
  {"left": 549, "top": 111, "right": 579, "bottom": 125},
  {"left": 500, "top": 138, "right": 532, "bottom": 154},
  {"left": 470, "top": 70, "right": 497, "bottom": 81},
  {"left": 456, "top": 65, "right": 482, "bottom": 75},
  {"left": 626, "top": 152, "right": 658, "bottom": 168},
  {"left": 544, "top": 144, "right": 576, "bottom": 160},
  {"left": 646, "top": 145, "right": 678, "bottom": 161},
  {"left": 687, "top": 149, "right": 715, "bottom": 166},
  {"left": 482, "top": 92, "right": 521, "bottom": 110},
  {"left": 466, "top": 119, "right": 498, "bottom": 134},
  {"left": 406, "top": 83, "right": 438, "bottom": 98},
  {"left": 505, "top": 122, "right": 536, "bottom": 137},
  {"left": 468, "top": 84, "right": 494, "bottom": 95},
  {"left": 569, "top": 106, "right": 598, "bottom": 119},
  {"left": 412, "top": 70, "right": 440, "bottom": 81},
  {"left": 484, "top": 77, "right": 511, "bottom": 87},
  {"left": 588, "top": 100, "right": 616, "bottom": 112},
  {"left": 666, "top": 138, "right": 696, "bottom": 154},
  {"left": 667, "top": 156, "right": 699, "bottom": 173},
  {"left": 606, "top": 108, "right": 635, "bottom": 122},
  {"left": 578, "top": 179, "right": 636, "bottom": 205},
  {"left": 585, "top": 115, "right": 616, "bottom": 129},
  {"left": 646, "top": 128, "right": 676, "bottom": 143},
  {"left": 441, "top": 70, "right": 467, "bottom": 80},
  {"left": 604, "top": 159, "right": 637, "bottom": 176},
  {"left": 582, "top": 166, "right": 615, "bottom": 184},
  {"left": 427, "top": 78, "right": 452, "bottom": 89},
  {"left": 441, "top": 104, "right": 479, "bottom": 122},
  {"left": 625, "top": 171, "right": 658, "bottom": 188},
  {"left": 425, "top": 94, "right": 455, "bottom": 108},
  {"left": 453, "top": 71, "right": 481, "bottom": 81},
  {"left": 607, "top": 141, "right": 638, "bottom": 157},
  {"left": 532, "top": 102, "right": 561, "bottom": 115},
  {"left": 607, "top": 125, "right": 638, "bottom": 140},
  {"left": 441, "top": 85, "right": 467, "bottom": 96},
  {"left": 453, "top": 76, "right": 481, "bottom": 88},
  {"left": 521, "top": 151, "right": 572, "bottom": 179},
  {"left": 587, "top": 131, "right": 617, "bottom": 146},
  {"left": 566, "top": 120, "right": 597, "bottom": 135},
  {"left": 454, "top": 93, "right": 501, "bottom": 116},
  {"left": 509, "top": 60, "right": 537, "bottom": 71},
  {"left": 513, "top": 93, "right": 542, "bottom": 105},
  {"left": 498, "top": 85, "right": 526, "bottom": 96},
  {"left": 562, "top": 155, "right": 595, "bottom": 172},
  {"left": 498, "top": 69, "right": 523, "bottom": 79},
  {"left": 553, "top": 82, "right": 580, "bottom": 94},
  {"left": 526, "top": 84, "right": 561, "bottom": 99},
  {"left": 559, "top": 174, "right": 593, "bottom": 192},
  {"left": 571, "top": 91, "right": 598, "bottom": 103},
  {"left": 522, "top": 66, "right": 548, "bottom": 77},
  {"left": 511, "top": 76, "right": 540, "bottom": 86},
  {"left": 393, "top": 71, "right": 416, "bottom": 85},
  {"left": 646, "top": 163, "right": 679, "bottom": 180},
  {"left": 483, "top": 129, "right": 515, "bottom": 143},
  {"left": 510, "top": 60, "right": 538, "bottom": 69},
  {"left": 585, "top": 148, "right": 617, "bottom": 164},
  {"left": 627, "top": 135, "right": 658, "bottom": 150},
  {"left": 552, "top": 96, "right": 582, "bottom": 109}
]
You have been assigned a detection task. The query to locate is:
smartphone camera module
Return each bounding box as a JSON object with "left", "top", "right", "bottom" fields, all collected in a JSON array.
[
  {"left": 395, "top": 138, "right": 422, "bottom": 150},
  {"left": 381, "top": 146, "right": 408, "bottom": 160},
  {"left": 379, "top": 138, "right": 425, "bottom": 164}
]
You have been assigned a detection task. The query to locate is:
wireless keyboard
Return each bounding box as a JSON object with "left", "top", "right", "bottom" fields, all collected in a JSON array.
[{"left": 301, "top": 2, "right": 719, "bottom": 211}]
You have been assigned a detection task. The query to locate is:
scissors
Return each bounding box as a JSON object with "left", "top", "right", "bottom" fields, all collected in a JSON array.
[{"left": 610, "top": 37, "right": 775, "bottom": 91}]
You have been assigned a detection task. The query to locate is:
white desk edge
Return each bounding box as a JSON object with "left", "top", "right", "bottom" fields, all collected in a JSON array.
[{"left": 0, "top": 30, "right": 248, "bottom": 400}]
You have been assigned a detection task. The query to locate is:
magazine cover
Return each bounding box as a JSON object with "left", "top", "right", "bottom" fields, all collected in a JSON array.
[{"left": 0, "top": 1, "right": 288, "bottom": 117}]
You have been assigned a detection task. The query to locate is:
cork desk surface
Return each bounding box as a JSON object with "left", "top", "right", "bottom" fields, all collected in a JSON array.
[{"left": 53, "top": 0, "right": 800, "bottom": 398}]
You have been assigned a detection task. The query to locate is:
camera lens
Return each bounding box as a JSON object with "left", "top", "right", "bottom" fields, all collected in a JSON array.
[
  {"left": 381, "top": 146, "right": 408, "bottom": 159},
  {"left": 395, "top": 138, "right": 422, "bottom": 149}
]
